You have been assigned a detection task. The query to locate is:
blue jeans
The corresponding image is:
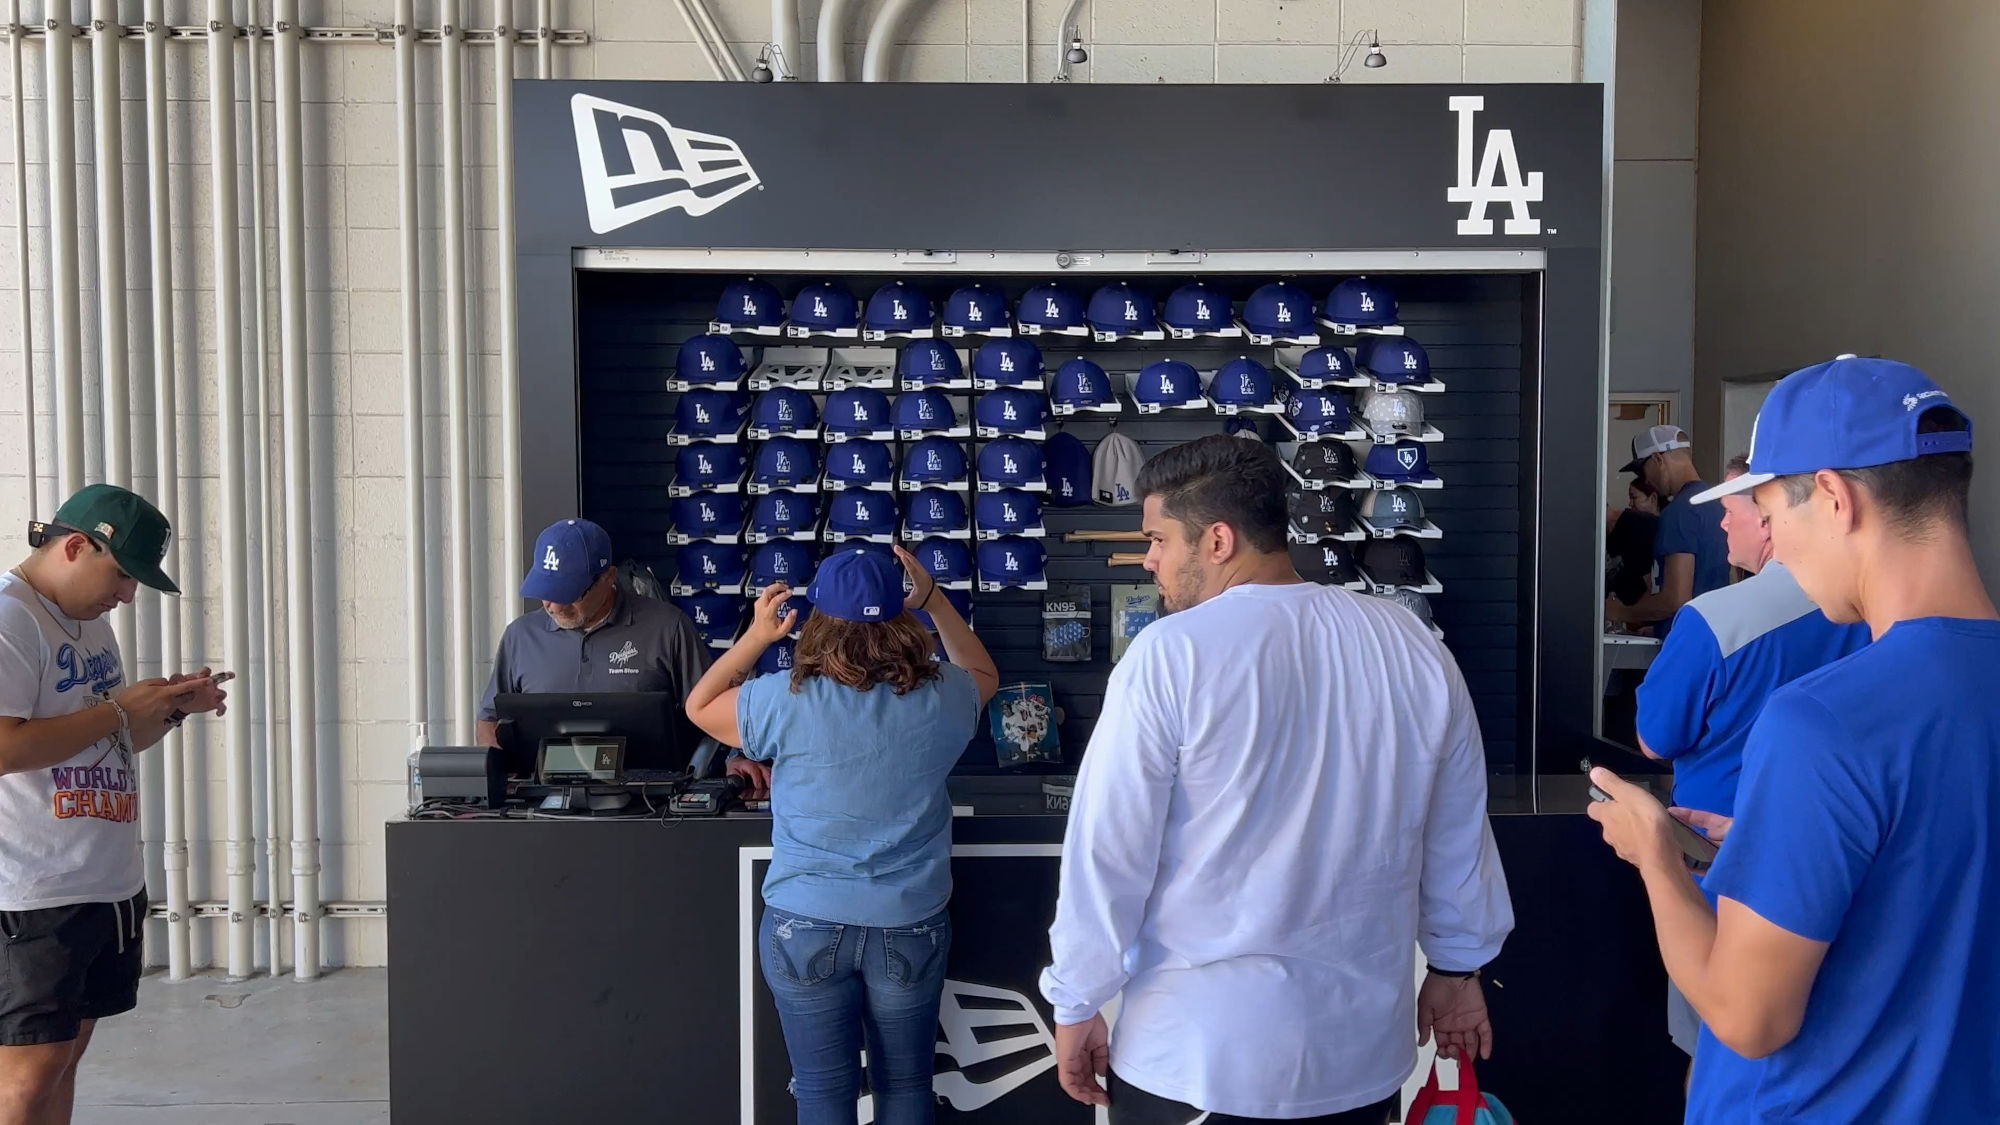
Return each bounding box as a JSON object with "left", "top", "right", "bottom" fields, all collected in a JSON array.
[{"left": 759, "top": 905, "right": 952, "bottom": 1125}]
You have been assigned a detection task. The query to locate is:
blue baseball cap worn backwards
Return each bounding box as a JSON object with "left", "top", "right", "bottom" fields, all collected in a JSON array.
[
  {"left": 1691, "top": 355, "right": 1974, "bottom": 504},
  {"left": 807, "top": 548, "right": 906, "bottom": 623}
]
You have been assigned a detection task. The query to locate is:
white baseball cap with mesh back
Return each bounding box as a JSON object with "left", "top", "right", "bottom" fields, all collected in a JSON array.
[{"left": 1619, "top": 424, "right": 1692, "bottom": 473}]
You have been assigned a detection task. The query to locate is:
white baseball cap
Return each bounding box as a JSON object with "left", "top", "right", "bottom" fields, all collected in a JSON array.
[{"left": 1619, "top": 424, "right": 1691, "bottom": 473}]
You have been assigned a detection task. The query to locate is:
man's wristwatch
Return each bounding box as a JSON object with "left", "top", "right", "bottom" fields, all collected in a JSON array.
[{"left": 1427, "top": 964, "right": 1481, "bottom": 980}]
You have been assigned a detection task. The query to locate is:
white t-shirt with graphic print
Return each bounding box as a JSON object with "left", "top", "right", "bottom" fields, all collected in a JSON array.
[{"left": 0, "top": 571, "right": 144, "bottom": 911}]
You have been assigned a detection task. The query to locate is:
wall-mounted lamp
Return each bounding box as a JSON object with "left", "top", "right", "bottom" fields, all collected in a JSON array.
[
  {"left": 751, "top": 43, "right": 796, "bottom": 83},
  {"left": 1327, "top": 30, "right": 1388, "bottom": 82}
]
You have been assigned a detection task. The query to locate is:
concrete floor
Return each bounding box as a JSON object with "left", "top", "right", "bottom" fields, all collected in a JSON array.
[{"left": 73, "top": 970, "right": 387, "bottom": 1125}]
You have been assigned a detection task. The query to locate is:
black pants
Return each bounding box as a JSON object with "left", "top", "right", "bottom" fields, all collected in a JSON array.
[
  {"left": 0, "top": 889, "right": 146, "bottom": 1046},
  {"left": 1108, "top": 1071, "right": 1398, "bottom": 1125}
]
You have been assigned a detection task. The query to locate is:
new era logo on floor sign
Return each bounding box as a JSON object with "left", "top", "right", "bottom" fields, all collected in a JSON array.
[{"left": 571, "top": 94, "right": 761, "bottom": 234}]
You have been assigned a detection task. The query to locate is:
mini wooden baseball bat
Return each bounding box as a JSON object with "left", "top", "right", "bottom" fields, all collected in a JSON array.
[
  {"left": 1107, "top": 553, "right": 1149, "bottom": 566},
  {"left": 1064, "top": 530, "right": 1150, "bottom": 543}
]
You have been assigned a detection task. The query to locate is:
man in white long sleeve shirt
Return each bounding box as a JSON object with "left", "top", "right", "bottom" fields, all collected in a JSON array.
[{"left": 1040, "top": 435, "right": 1514, "bottom": 1124}]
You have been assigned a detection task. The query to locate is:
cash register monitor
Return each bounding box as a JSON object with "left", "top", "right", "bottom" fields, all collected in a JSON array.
[{"left": 492, "top": 692, "right": 693, "bottom": 781}]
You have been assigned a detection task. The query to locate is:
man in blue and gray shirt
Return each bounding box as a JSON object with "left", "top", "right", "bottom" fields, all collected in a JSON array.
[{"left": 1635, "top": 454, "right": 1870, "bottom": 1060}]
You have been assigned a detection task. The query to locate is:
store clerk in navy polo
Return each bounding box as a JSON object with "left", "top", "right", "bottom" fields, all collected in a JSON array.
[{"left": 475, "top": 519, "right": 713, "bottom": 756}]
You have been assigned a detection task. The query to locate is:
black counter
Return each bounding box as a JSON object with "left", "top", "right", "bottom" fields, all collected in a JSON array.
[{"left": 387, "top": 782, "right": 1683, "bottom": 1125}]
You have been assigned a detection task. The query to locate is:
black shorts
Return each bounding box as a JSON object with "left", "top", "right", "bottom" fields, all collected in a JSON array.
[
  {"left": 1108, "top": 1071, "right": 1397, "bottom": 1125},
  {"left": 0, "top": 889, "right": 146, "bottom": 1046}
]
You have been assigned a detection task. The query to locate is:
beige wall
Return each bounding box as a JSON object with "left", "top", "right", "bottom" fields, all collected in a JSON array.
[
  {"left": 0, "top": 0, "right": 1586, "bottom": 969},
  {"left": 1694, "top": 0, "right": 2000, "bottom": 573}
]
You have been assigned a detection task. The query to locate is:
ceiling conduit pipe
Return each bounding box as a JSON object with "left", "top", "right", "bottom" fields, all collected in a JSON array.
[
  {"left": 535, "top": 0, "right": 551, "bottom": 78},
  {"left": 141, "top": 0, "right": 192, "bottom": 983},
  {"left": 816, "top": 0, "right": 854, "bottom": 81},
  {"left": 440, "top": 0, "right": 477, "bottom": 745},
  {"left": 46, "top": 0, "right": 83, "bottom": 495},
  {"left": 860, "top": 0, "right": 929, "bottom": 82},
  {"left": 393, "top": 0, "right": 429, "bottom": 755},
  {"left": 771, "top": 0, "right": 799, "bottom": 79},
  {"left": 1053, "top": 0, "right": 1087, "bottom": 81},
  {"left": 495, "top": 0, "right": 522, "bottom": 639},
  {"left": 206, "top": 0, "right": 257, "bottom": 982},
  {"left": 7, "top": 3, "right": 35, "bottom": 518},
  {"left": 668, "top": 0, "right": 730, "bottom": 82},
  {"left": 91, "top": 1, "right": 130, "bottom": 497},
  {"left": 682, "top": 0, "right": 746, "bottom": 81}
]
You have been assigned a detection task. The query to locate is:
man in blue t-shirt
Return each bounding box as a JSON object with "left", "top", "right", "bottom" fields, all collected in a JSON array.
[
  {"left": 1607, "top": 425, "right": 1732, "bottom": 635},
  {"left": 1635, "top": 452, "right": 1871, "bottom": 1060},
  {"left": 1590, "top": 355, "right": 2000, "bottom": 1123}
]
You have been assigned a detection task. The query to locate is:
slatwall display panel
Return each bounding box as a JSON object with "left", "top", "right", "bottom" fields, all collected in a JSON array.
[{"left": 575, "top": 271, "right": 1530, "bottom": 773}]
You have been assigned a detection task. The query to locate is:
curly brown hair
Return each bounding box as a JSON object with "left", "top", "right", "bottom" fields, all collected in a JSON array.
[{"left": 790, "top": 610, "right": 942, "bottom": 695}]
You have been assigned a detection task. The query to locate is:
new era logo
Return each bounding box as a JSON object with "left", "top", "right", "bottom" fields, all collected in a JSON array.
[{"left": 571, "top": 94, "right": 761, "bottom": 234}]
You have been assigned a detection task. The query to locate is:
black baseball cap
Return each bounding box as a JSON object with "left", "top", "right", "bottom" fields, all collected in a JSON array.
[
  {"left": 1292, "top": 441, "right": 1357, "bottom": 482},
  {"left": 1287, "top": 488, "right": 1356, "bottom": 537},
  {"left": 38, "top": 484, "right": 179, "bottom": 594},
  {"left": 1362, "top": 538, "right": 1428, "bottom": 587},
  {"left": 1289, "top": 539, "right": 1360, "bottom": 585}
]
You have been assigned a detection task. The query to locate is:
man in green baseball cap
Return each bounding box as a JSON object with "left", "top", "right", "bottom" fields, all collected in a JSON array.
[{"left": 0, "top": 483, "right": 226, "bottom": 1122}]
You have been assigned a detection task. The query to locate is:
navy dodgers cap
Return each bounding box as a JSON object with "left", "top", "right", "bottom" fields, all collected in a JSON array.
[
  {"left": 916, "top": 536, "right": 974, "bottom": 584},
  {"left": 1051, "top": 358, "right": 1117, "bottom": 413},
  {"left": 978, "top": 438, "right": 1043, "bottom": 487},
  {"left": 750, "top": 541, "right": 817, "bottom": 589},
  {"left": 898, "top": 340, "right": 964, "bottom": 387},
  {"left": 825, "top": 440, "right": 896, "bottom": 488},
  {"left": 755, "top": 638, "right": 796, "bottom": 675},
  {"left": 1362, "top": 538, "right": 1428, "bottom": 587},
  {"left": 1134, "top": 359, "right": 1206, "bottom": 411},
  {"left": 1365, "top": 440, "right": 1437, "bottom": 484},
  {"left": 716, "top": 278, "right": 784, "bottom": 329},
  {"left": 1016, "top": 284, "right": 1085, "bottom": 333},
  {"left": 1043, "top": 431, "right": 1092, "bottom": 506},
  {"left": 1358, "top": 336, "right": 1431, "bottom": 385},
  {"left": 864, "top": 282, "right": 933, "bottom": 334},
  {"left": 671, "top": 492, "right": 745, "bottom": 539},
  {"left": 676, "top": 542, "right": 747, "bottom": 590},
  {"left": 675, "top": 442, "right": 747, "bottom": 488},
  {"left": 1293, "top": 440, "right": 1357, "bottom": 482},
  {"left": 976, "top": 389, "right": 1050, "bottom": 436},
  {"left": 1087, "top": 282, "right": 1158, "bottom": 337},
  {"left": 1290, "top": 539, "right": 1361, "bottom": 585},
  {"left": 975, "top": 489, "right": 1043, "bottom": 537},
  {"left": 807, "top": 548, "right": 904, "bottom": 622},
  {"left": 942, "top": 284, "right": 1009, "bottom": 335},
  {"left": 827, "top": 490, "right": 898, "bottom": 539},
  {"left": 749, "top": 491, "right": 819, "bottom": 537},
  {"left": 750, "top": 388, "right": 818, "bottom": 437},
  {"left": 901, "top": 437, "right": 969, "bottom": 487},
  {"left": 1295, "top": 345, "right": 1357, "bottom": 384},
  {"left": 1209, "top": 357, "right": 1275, "bottom": 411},
  {"left": 972, "top": 339, "right": 1044, "bottom": 388},
  {"left": 902, "top": 489, "right": 968, "bottom": 535},
  {"left": 1242, "top": 281, "right": 1314, "bottom": 337},
  {"left": 675, "top": 334, "right": 747, "bottom": 385},
  {"left": 893, "top": 390, "right": 959, "bottom": 436},
  {"left": 1161, "top": 282, "right": 1233, "bottom": 335},
  {"left": 520, "top": 518, "right": 613, "bottom": 603},
  {"left": 976, "top": 537, "right": 1047, "bottom": 587},
  {"left": 1288, "top": 488, "right": 1356, "bottom": 537},
  {"left": 825, "top": 387, "right": 893, "bottom": 436},
  {"left": 671, "top": 389, "right": 751, "bottom": 440},
  {"left": 788, "top": 283, "right": 859, "bottom": 333},
  {"left": 1323, "top": 278, "right": 1398, "bottom": 328},
  {"left": 674, "top": 591, "right": 748, "bottom": 647},
  {"left": 750, "top": 437, "right": 820, "bottom": 489},
  {"left": 1286, "top": 389, "right": 1353, "bottom": 436}
]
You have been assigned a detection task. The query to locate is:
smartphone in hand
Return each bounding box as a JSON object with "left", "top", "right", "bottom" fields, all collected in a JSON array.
[{"left": 1581, "top": 758, "right": 1718, "bottom": 868}]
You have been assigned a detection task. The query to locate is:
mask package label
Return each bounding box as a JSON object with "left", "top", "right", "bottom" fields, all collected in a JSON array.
[
  {"left": 1041, "top": 586, "right": 1093, "bottom": 662},
  {"left": 1110, "top": 584, "right": 1161, "bottom": 663}
]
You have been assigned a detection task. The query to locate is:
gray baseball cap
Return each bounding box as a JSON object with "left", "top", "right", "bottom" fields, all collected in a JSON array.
[
  {"left": 1372, "top": 587, "right": 1434, "bottom": 625},
  {"left": 1093, "top": 431, "right": 1144, "bottom": 506},
  {"left": 1360, "top": 487, "right": 1425, "bottom": 529}
]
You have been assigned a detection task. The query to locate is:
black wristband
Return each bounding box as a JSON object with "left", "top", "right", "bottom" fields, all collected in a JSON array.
[
  {"left": 919, "top": 576, "right": 939, "bottom": 610},
  {"left": 1427, "top": 964, "right": 1480, "bottom": 980}
]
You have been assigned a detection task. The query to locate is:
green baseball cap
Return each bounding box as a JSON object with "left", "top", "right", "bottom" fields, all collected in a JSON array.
[{"left": 43, "top": 484, "right": 180, "bottom": 594}]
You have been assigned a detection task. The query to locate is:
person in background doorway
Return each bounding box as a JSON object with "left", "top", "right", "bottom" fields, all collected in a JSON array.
[
  {"left": 1607, "top": 426, "right": 1730, "bottom": 633},
  {"left": 684, "top": 546, "right": 998, "bottom": 1125},
  {"left": 475, "top": 519, "right": 767, "bottom": 790},
  {"left": 1591, "top": 357, "right": 2000, "bottom": 1123},
  {"left": 1607, "top": 475, "right": 1663, "bottom": 608},
  {"left": 0, "top": 485, "right": 229, "bottom": 1125},
  {"left": 1041, "top": 436, "right": 1512, "bottom": 1125},
  {"left": 1632, "top": 453, "right": 1870, "bottom": 1069}
]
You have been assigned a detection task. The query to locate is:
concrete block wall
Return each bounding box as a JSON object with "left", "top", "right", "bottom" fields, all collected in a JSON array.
[{"left": 0, "top": 0, "right": 1583, "bottom": 970}]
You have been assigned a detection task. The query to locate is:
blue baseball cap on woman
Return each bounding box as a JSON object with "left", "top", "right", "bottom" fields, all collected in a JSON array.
[{"left": 806, "top": 548, "right": 905, "bottom": 623}]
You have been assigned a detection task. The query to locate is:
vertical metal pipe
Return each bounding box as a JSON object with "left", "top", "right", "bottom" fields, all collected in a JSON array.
[
  {"left": 440, "top": 0, "right": 475, "bottom": 744},
  {"left": 273, "top": 0, "right": 318, "bottom": 982},
  {"left": 494, "top": 0, "right": 521, "bottom": 632},
  {"left": 46, "top": 1, "right": 84, "bottom": 495},
  {"left": 91, "top": 0, "right": 128, "bottom": 490},
  {"left": 772, "top": 0, "right": 800, "bottom": 80},
  {"left": 207, "top": 0, "right": 255, "bottom": 981},
  {"left": 10, "top": 4, "right": 36, "bottom": 519},
  {"left": 393, "top": 0, "right": 428, "bottom": 748},
  {"left": 817, "top": 0, "right": 854, "bottom": 83},
  {"left": 534, "top": 0, "right": 551, "bottom": 79},
  {"left": 242, "top": 3, "right": 284, "bottom": 979},
  {"left": 143, "top": 0, "right": 190, "bottom": 982},
  {"left": 684, "top": 0, "right": 746, "bottom": 81}
]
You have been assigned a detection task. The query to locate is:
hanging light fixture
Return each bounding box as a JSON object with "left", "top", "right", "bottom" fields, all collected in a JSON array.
[{"left": 1327, "top": 29, "right": 1389, "bottom": 82}]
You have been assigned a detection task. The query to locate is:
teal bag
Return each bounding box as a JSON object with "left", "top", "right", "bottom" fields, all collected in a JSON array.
[{"left": 1408, "top": 1057, "right": 1514, "bottom": 1125}]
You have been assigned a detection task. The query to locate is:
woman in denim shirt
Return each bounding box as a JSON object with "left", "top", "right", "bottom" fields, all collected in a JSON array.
[{"left": 687, "top": 546, "right": 998, "bottom": 1125}]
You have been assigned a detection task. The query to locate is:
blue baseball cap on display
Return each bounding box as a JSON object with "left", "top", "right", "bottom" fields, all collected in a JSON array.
[
  {"left": 1358, "top": 335, "right": 1431, "bottom": 384},
  {"left": 901, "top": 437, "right": 969, "bottom": 487},
  {"left": 975, "top": 489, "right": 1043, "bottom": 536},
  {"left": 827, "top": 490, "right": 898, "bottom": 538},
  {"left": 1286, "top": 389, "right": 1352, "bottom": 436},
  {"left": 674, "top": 591, "right": 748, "bottom": 647},
  {"left": 825, "top": 387, "right": 893, "bottom": 436},
  {"left": 912, "top": 587, "right": 974, "bottom": 633},
  {"left": 788, "top": 283, "right": 859, "bottom": 333},
  {"left": 1690, "top": 355, "right": 1975, "bottom": 504},
  {"left": 825, "top": 440, "right": 896, "bottom": 488},
  {"left": 978, "top": 438, "right": 1044, "bottom": 487},
  {"left": 942, "top": 284, "right": 1010, "bottom": 335},
  {"left": 1161, "top": 281, "right": 1233, "bottom": 335},
  {"left": 671, "top": 492, "right": 744, "bottom": 539},
  {"left": 671, "top": 389, "right": 751, "bottom": 440},
  {"left": 755, "top": 638, "right": 796, "bottom": 675},
  {"left": 750, "top": 541, "right": 817, "bottom": 589},
  {"left": 750, "top": 491, "right": 819, "bottom": 537},
  {"left": 750, "top": 388, "right": 819, "bottom": 436},
  {"left": 1087, "top": 282, "right": 1158, "bottom": 336},
  {"left": 1209, "top": 357, "right": 1275, "bottom": 410},
  {"left": 676, "top": 542, "right": 747, "bottom": 590},
  {"left": 716, "top": 277, "right": 784, "bottom": 329},
  {"left": 750, "top": 436, "right": 821, "bottom": 489},
  {"left": 1365, "top": 439, "right": 1438, "bottom": 484},
  {"left": 915, "top": 537, "right": 974, "bottom": 584},
  {"left": 1043, "top": 432, "right": 1092, "bottom": 507},
  {"left": 1134, "top": 359, "right": 1206, "bottom": 411},
  {"left": 807, "top": 548, "right": 905, "bottom": 622},
  {"left": 520, "top": 518, "right": 614, "bottom": 603},
  {"left": 1050, "top": 358, "right": 1117, "bottom": 413},
  {"left": 865, "top": 282, "right": 933, "bottom": 334},
  {"left": 976, "top": 389, "right": 1050, "bottom": 435},
  {"left": 675, "top": 334, "right": 747, "bottom": 385},
  {"left": 1323, "top": 277, "right": 1399, "bottom": 328},
  {"left": 675, "top": 442, "right": 747, "bottom": 489},
  {"left": 972, "top": 339, "right": 1045, "bottom": 388},
  {"left": 1016, "top": 284, "right": 1085, "bottom": 333},
  {"left": 1296, "top": 345, "right": 1357, "bottom": 384},
  {"left": 902, "top": 488, "right": 969, "bottom": 535},
  {"left": 1242, "top": 281, "right": 1314, "bottom": 337},
  {"left": 893, "top": 390, "right": 959, "bottom": 435},
  {"left": 897, "top": 340, "right": 964, "bottom": 386},
  {"left": 976, "top": 537, "right": 1047, "bottom": 587}
]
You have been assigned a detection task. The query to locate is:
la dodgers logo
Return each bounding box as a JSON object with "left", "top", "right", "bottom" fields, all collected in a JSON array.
[{"left": 1447, "top": 94, "right": 1544, "bottom": 236}]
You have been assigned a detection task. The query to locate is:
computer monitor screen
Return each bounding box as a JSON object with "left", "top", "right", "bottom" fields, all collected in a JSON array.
[{"left": 492, "top": 692, "right": 693, "bottom": 780}]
